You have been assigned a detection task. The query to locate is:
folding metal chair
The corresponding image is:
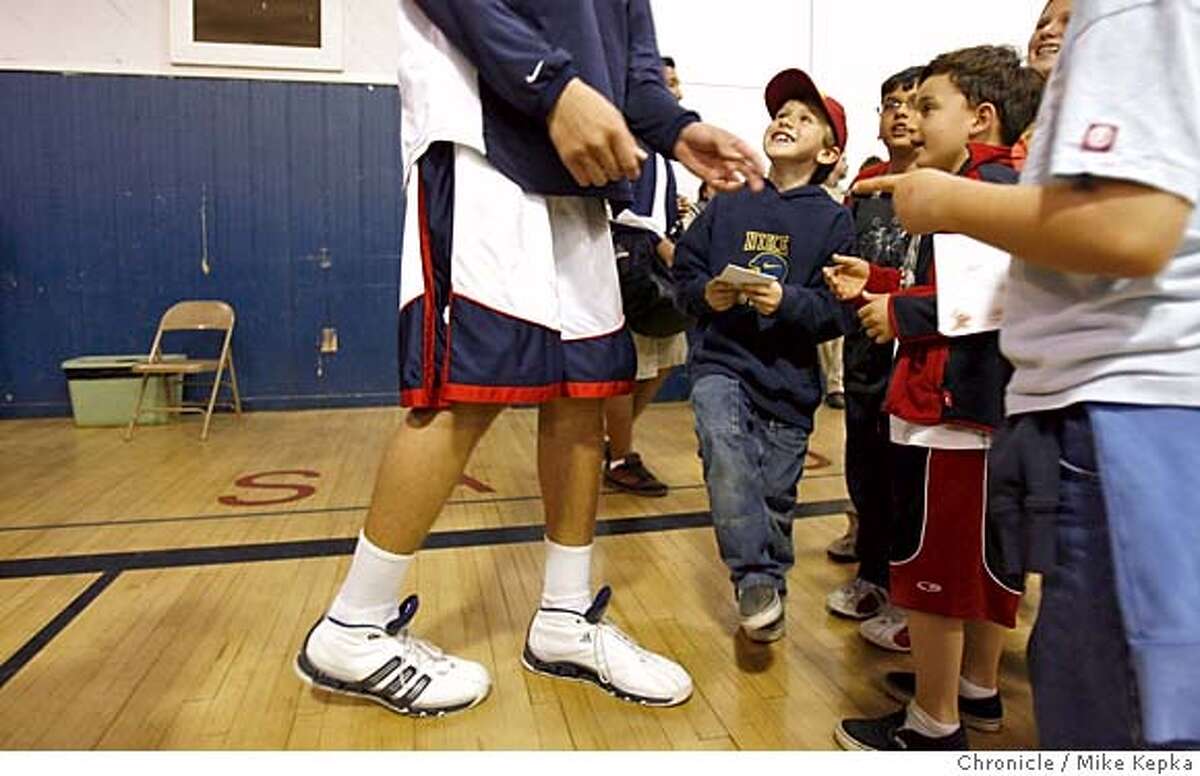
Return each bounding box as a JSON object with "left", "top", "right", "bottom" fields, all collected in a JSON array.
[{"left": 124, "top": 300, "right": 242, "bottom": 441}]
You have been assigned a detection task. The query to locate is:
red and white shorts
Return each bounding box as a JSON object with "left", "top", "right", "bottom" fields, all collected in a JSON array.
[
  {"left": 398, "top": 142, "right": 635, "bottom": 408},
  {"left": 889, "top": 444, "right": 1023, "bottom": 627}
]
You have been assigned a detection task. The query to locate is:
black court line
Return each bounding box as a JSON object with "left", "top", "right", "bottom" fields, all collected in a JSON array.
[
  {"left": 0, "top": 499, "right": 850, "bottom": 580},
  {"left": 0, "top": 500, "right": 850, "bottom": 693},
  {"left": 0, "top": 571, "right": 121, "bottom": 690},
  {"left": 0, "top": 473, "right": 846, "bottom": 535}
]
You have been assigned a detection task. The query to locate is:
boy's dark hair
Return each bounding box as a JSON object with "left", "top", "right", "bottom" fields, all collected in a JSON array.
[
  {"left": 661, "top": 55, "right": 676, "bottom": 68},
  {"left": 921, "top": 45, "right": 1044, "bottom": 146},
  {"left": 860, "top": 155, "right": 885, "bottom": 171},
  {"left": 880, "top": 66, "right": 924, "bottom": 103},
  {"left": 1004, "top": 67, "right": 1047, "bottom": 144}
]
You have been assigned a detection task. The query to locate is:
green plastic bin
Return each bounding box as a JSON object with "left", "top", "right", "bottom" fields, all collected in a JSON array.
[{"left": 61, "top": 354, "right": 185, "bottom": 427}]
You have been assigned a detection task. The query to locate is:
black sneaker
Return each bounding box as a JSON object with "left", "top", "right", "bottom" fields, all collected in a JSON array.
[
  {"left": 835, "top": 708, "right": 969, "bottom": 751},
  {"left": 882, "top": 671, "right": 1003, "bottom": 732},
  {"left": 824, "top": 391, "right": 846, "bottom": 410},
  {"left": 604, "top": 452, "right": 668, "bottom": 497}
]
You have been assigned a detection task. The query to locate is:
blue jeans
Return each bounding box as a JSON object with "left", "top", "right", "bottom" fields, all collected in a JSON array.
[
  {"left": 1030, "top": 405, "right": 1200, "bottom": 749},
  {"left": 1028, "top": 408, "right": 1143, "bottom": 749},
  {"left": 691, "top": 373, "right": 809, "bottom": 596}
]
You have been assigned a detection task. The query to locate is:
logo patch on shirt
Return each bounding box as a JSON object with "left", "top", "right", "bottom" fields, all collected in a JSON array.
[
  {"left": 741, "top": 230, "right": 791, "bottom": 281},
  {"left": 525, "top": 60, "right": 545, "bottom": 84},
  {"left": 743, "top": 230, "right": 791, "bottom": 256},
  {"left": 1082, "top": 123, "right": 1118, "bottom": 152},
  {"left": 748, "top": 252, "right": 789, "bottom": 281}
]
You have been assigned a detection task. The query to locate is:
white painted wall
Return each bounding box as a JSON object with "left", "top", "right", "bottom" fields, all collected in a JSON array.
[
  {"left": 0, "top": 0, "right": 401, "bottom": 84},
  {"left": 810, "top": 0, "right": 1046, "bottom": 182},
  {"left": 651, "top": 0, "right": 812, "bottom": 199},
  {"left": 656, "top": 0, "right": 1047, "bottom": 195},
  {"left": 0, "top": 0, "right": 1046, "bottom": 178}
]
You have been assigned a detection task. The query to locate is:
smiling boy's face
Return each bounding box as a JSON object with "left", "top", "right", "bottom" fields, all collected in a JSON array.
[
  {"left": 762, "top": 99, "right": 839, "bottom": 167},
  {"left": 910, "top": 75, "right": 979, "bottom": 173},
  {"left": 1028, "top": 0, "right": 1071, "bottom": 78}
]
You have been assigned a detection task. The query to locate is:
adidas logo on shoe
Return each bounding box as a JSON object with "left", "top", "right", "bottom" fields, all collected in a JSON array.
[{"left": 296, "top": 594, "right": 491, "bottom": 717}]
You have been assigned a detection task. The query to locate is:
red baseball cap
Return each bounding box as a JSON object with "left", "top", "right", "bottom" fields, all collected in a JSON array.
[{"left": 764, "top": 68, "right": 848, "bottom": 150}]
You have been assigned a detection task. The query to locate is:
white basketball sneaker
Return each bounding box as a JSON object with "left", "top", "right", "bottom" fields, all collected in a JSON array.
[
  {"left": 295, "top": 595, "right": 491, "bottom": 717},
  {"left": 521, "top": 586, "right": 693, "bottom": 706}
]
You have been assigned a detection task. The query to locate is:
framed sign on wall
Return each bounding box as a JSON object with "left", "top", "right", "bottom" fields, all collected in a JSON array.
[{"left": 169, "top": 0, "right": 344, "bottom": 71}]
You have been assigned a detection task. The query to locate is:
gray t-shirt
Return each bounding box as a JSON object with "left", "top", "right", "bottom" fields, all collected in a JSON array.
[{"left": 1002, "top": 0, "right": 1200, "bottom": 414}]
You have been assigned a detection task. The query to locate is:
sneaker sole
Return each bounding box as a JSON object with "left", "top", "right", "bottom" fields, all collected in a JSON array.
[
  {"left": 520, "top": 645, "right": 691, "bottom": 707},
  {"left": 744, "top": 615, "right": 786, "bottom": 643},
  {"left": 859, "top": 628, "right": 912, "bottom": 653},
  {"left": 294, "top": 651, "right": 488, "bottom": 718},
  {"left": 825, "top": 600, "right": 882, "bottom": 621},
  {"left": 739, "top": 595, "right": 785, "bottom": 632},
  {"left": 833, "top": 723, "right": 874, "bottom": 751},
  {"left": 881, "top": 678, "right": 1003, "bottom": 733},
  {"left": 603, "top": 478, "right": 669, "bottom": 498}
]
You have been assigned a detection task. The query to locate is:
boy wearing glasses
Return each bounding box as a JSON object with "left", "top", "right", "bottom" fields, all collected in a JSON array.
[
  {"left": 825, "top": 68, "right": 923, "bottom": 655},
  {"left": 846, "top": 0, "right": 1200, "bottom": 749}
]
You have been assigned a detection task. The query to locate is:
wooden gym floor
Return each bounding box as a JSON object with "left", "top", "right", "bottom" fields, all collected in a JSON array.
[{"left": 0, "top": 402, "right": 1041, "bottom": 749}]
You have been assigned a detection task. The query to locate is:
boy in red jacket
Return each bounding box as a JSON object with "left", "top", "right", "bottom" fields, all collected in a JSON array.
[{"left": 827, "top": 46, "right": 1042, "bottom": 750}]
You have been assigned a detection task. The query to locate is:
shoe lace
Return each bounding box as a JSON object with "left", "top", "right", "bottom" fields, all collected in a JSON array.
[
  {"left": 593, "top": 618, "right": 656, "bottom": 685},
  {"left": 579, "top": 586, "right": 656, "bottom": 683},
  {"left": 846, "top": 578, "right": 874, "bottom": 596},
  {"left": 396, "top": 629, "right": 445, "bottom": 662},
  {"left": 382, "top": 594, "right": 450, "bottom": 670},
  {"left": 875, "top": 605, "right": 906, "bottom": 626}
]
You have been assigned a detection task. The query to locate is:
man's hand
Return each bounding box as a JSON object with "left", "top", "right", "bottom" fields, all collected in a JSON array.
[
  {"left": 744, "top": 281, "right": 783, "bottom": 316},
  {"left": 857, "top": 291, "right": 894, "bottom": 343},
  {"left": 677, "top": 195, "right": 694, "bottom": 223},
  {"left": 823, "top": 255, "right": 870, "bottom": 300},
  {"left": 853, "top": 168, "right": 964, "bottom": 235},
  {"left": 704, "top": 278, "right": 739, "bottom": 312},
  {"left": 548, "top": 78, "right": 647, "bottom": 187},
  {"left": 674, "top": 123, "right": 766, "bottom": 193}
]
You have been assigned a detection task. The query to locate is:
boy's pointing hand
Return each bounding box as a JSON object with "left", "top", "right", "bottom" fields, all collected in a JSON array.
[
  {"left": 853, "top": 169, "right": 964, "bottom": 235},
  {"left": 824, "top": 255, "right": 870, "bottom": 300}
]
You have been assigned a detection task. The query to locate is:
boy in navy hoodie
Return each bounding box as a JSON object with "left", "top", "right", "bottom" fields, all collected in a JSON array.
[{"left": 674, "top": 69, "right": 854, "bottom": 642}]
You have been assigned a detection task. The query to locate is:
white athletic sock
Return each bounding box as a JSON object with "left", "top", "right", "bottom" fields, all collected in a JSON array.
[
  {"left": 541, "top": 539, "right": 593, "bottom": 613},
  {"left": 327, "top": 530, "right": 413, "bottom": 628},
  {"left": 905, "top": 701, "right": 961, "bottom": 739},
  {"left": 959, "top": 675, "right": 998, "bottom": 699}
]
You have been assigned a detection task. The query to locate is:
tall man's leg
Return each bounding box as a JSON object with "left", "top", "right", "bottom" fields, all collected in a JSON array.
[
  {"left": 522, "top": 396, "right": 693, "bottom": 706},
  {"left": 295, "top": 404, "right": 501, "bottom": 717}
]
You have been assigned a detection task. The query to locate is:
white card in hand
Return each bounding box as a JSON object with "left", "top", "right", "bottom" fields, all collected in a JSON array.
[
  {"left": 933, "top": 234, "right": 1011, "bottom": 336},
  {"left": 715, "top": 263, "right": 774, "bottom": 287},
  {"left": 612, "top": 209, "right": 664, "bottom": 238}
]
